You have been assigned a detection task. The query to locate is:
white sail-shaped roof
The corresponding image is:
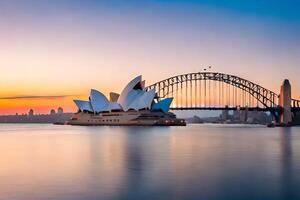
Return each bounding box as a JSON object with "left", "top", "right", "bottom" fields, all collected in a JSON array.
[
  {"left": 152, "top": 97, "right": 173, "bottom": 113},
  {"left": 117, "top": 75, "right": 142, "bottom": 110},
  {"left": 127, "top": 91, "right": 145, "bottom": 111},
  {"left": 73, "top": 75, "right": 159, "bottom": 113},
  {"left": 74, "top": 100, "right": 94, "bottom": 112},
  {"left": 137, "top": 89, "right": 156, "bottom": 109},
  {"left": 122, "top": 90, "right": 144, "bottom": 111},
  {"left": 128, "top": 89, "right": 156, "bottom": 110},
  {"left": 90, "top": 89, "right": 110, "bottom": 112},
  {"left": 107, "top": 102, "right": 122, "bottom": 110}
]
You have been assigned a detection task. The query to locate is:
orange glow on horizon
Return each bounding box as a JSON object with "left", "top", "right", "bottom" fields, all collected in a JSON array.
[
  {"left": 0, "top": 96, "right": 81, "bottom": 115},
  {"left": 1, "top": 89, "right": 300, "bottom": 115}
]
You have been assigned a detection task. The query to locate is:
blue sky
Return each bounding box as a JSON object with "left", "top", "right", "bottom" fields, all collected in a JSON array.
[{"left": 0, "top": 0, "right": 299, "bottom": 114}]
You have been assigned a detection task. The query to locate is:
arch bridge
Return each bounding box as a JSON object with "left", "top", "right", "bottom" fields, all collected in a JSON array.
[{"left": 146, "top": 72, "right": 300, "bottom": 124}]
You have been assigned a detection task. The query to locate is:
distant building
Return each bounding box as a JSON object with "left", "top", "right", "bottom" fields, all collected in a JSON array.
[
  {"left": 233, "top": 109, "right": 240, "bottom": 121},
  {"left": 50, "top": 109, "right": 56, "bottom": 115},
  {"left": 28, "top": 109, "right": 34, "bottom": 116},
  {"left": 240, "top": 109, "right": 248, "bottom": 122},
  {"left": 0, "top": 112, "right": 73, "bottom": 124},
  {"left": 57, "top": 107, "right": 63, "bottom": 114},
  {"left": 186, "top": 115, "right": 204, "bottom": 124},
  {"left": 220, "top": 106, "right": 229, "bottom": 121}
]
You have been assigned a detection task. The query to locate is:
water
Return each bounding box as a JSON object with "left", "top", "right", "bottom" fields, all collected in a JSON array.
[{"left": 0, "top": 124, "right": 300, "bottom": 200}]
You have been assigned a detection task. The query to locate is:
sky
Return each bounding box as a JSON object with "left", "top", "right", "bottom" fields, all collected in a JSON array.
[{"left": 0, "top": 0, "right": 300, "bottom": 115}]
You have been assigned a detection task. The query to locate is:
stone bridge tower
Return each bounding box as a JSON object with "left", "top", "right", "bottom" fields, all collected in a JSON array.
[{"left": 279, "top": 79, "right": 292, "bottom": 125}]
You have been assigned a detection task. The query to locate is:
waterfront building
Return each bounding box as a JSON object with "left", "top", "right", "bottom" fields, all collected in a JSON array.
[{"left": 69, "top": 75, "right": 185, "bottom": 126}]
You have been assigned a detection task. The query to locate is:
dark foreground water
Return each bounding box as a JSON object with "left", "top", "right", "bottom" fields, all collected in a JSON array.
[{"left": 0, "top": 124, "right": 300, "bottom": 200}]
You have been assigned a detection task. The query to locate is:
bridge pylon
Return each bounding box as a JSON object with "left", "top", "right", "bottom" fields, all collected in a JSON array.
[{"left": 279, "top": 79, "right": 292, "bottom": 125}]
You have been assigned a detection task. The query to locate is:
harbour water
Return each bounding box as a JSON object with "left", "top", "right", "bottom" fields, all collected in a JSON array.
[{"left": 0, "top": 124, "right": 300, "bottom": 200}]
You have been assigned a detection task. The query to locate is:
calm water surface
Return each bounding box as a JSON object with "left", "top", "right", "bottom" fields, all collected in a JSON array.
[{"left": 0, "top": 124, "right": 300, "bottom": 200}]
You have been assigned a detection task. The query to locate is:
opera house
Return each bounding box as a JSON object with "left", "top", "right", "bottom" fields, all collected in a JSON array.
[{"left": 67, "top": 75, "right": 186, "bottom": 126}]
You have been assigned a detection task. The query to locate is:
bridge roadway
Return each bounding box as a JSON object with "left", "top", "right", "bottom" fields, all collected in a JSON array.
[
  {"left": 170, "top": 107, "right": 300, "bottom": 112},
  {"left": 170, "top": 107, "right": 274, "bottom": 111}
]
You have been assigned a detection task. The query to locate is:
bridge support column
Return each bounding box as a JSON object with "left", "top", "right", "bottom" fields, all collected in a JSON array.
[{"left": 279, "top": 79, "right": 292, "bottom": 125}]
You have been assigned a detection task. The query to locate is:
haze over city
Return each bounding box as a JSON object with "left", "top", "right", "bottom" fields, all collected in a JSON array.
[{"left": 1, "top": 0, "right": 300, "bottom": 114}]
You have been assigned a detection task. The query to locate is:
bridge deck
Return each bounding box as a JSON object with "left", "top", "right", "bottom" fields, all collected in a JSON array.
[
  {"left": 170, "top": 107, "right": 300, "bottom": 112},
  {"left": 170, "top": 107, "right": 274, "bottom": 111}
]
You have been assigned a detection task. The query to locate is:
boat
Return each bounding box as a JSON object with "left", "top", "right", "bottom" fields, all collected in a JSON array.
[{"left": 67, "top": 75, "right": 186, "bottom": 126}]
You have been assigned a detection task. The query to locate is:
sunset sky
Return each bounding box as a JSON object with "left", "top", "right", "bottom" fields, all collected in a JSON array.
[{"left": 1, "top": 0, "right": 300, "bottom": 114}]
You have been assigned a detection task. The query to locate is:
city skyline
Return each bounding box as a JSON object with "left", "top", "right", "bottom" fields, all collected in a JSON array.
[{"left": 1, "top": 0, "right": 300, "bottom": 114}]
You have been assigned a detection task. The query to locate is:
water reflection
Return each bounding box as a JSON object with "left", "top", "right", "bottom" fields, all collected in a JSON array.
[
  {"left": 0, "top": 124, "right": 300, "bottom": 200},
  {"left": 84, "top": 127, "right": 127, "bottom": 200},
  {"left": 279, "top": 127, "right": 294, "bottom": 200}
]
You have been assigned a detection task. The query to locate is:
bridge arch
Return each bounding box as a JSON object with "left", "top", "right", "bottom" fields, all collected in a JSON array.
[{"left": 146, "top": 72, "right": 279, "bottom": 109}]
